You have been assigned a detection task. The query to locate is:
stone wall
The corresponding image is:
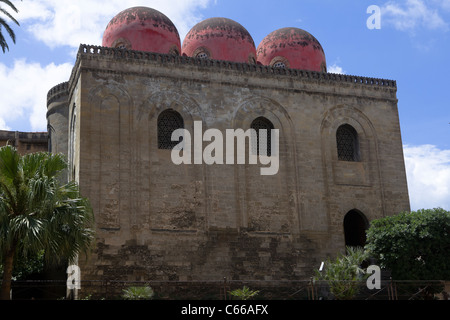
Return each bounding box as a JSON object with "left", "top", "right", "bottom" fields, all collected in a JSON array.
[
  {"left": 47, "top": 81, "right": 70, "bottom": 182},
  {"left": 0, "top": 130, "right": 48, "bottom": 155},
  {"left": 65, "top": 45, "right": 409, "bottom": 285}
]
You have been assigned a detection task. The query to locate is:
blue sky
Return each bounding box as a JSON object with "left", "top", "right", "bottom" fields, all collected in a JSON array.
[{"left": 0, "top": 0, "right": 449, "bottom": 211}]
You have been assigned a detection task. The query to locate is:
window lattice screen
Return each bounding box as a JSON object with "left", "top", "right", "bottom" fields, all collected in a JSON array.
[
  {"left": 158, "top": 110, "right": 184, "bottom": 150},
  {"left": 251, "top": 117, "right": 274, "bottom": 156},
  {"left": 336, "top": 125, "right": 358, "bottom": 161}
]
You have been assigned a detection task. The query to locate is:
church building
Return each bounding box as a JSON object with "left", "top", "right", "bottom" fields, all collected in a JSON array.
[{"left": 46, "top": 6, "right": 410, "bottom": 294}]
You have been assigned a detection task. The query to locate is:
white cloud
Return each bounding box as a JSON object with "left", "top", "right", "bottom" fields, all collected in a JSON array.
[
  {"left": 0, "top": 1, "right": 213, "bottom": 132},
  {"left": 404, "top": 144, "right": 450, "bottom": 211},
  {"left": 0, "top": 118, "right": 11, "bottom": 131},
  {"left": 0, "top": 59, "right": 73, "bottom": 131},
  {"left": 327, "top": 64, "right": 345, "bottom": 74},
  {"left": 15, "top": 0, "right": 212, "bottom": 49},
  {"left": 381, "top": 0, "right": 449, "bottom": 32}
]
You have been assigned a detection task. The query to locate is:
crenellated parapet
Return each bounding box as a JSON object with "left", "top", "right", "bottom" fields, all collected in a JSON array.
[
  {"left": 47, "top": 81, "right": 69, "bottom": 107},
  {"left": 76, "top": 44, "right": 397, "bottom": 89}
]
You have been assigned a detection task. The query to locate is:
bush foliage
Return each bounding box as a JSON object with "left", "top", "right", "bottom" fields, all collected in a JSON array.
[{"left": 365, "top": 208, "right": 450, "bottom": 281}]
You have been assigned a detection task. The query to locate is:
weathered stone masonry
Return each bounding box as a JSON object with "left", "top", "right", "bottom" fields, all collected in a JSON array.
[{"left": 47, "top": 43, "right": 409, "bottom": 286}]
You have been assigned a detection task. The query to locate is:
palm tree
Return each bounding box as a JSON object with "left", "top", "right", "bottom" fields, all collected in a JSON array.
[
  {"left": 314, "top": 246, "right": 369, "bottom": 300},
  {"left": 0, "top": 146, "right": 95, "bottom": 300},
  {"left": 0, "top": 0, "right": 22, "bottom": 53}
]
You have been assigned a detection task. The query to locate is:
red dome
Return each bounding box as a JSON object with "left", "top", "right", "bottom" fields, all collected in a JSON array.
[
  {"left": 102, "top": 7, "right": 181, "bottom": 54},
  {"left": 256, "top": 27, "right": 327, "bottom": 72},
  {"left": 182, "top": 17, "right": 257, "bottom": 64}
]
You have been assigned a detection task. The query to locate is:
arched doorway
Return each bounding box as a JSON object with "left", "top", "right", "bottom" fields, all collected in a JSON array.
[{"left": 344, "top": 210, "right": 369, "bottom": 248}]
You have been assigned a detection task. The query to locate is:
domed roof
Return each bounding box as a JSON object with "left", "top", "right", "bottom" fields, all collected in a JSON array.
[
  {"left": 256, "top": 27, "right": 327, "bottom": 72},
  {"left": 102, "top": 7, "right": 181, "bottom": 54},
  {"left": 182, "top": 17, "right": 257, "bottom": 64}
]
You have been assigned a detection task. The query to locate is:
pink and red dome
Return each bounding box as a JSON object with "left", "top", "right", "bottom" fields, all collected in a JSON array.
[
  {"left": 257, "top": 27, "right": 327, "bottom": 72},
  {"left": 102, "top": 7, "right": 181, "bottom": 54},
  {"left": 101, "top": 8, "right": 327, "bottom": 70},
  {"left": 182, "top": 17, "right": 257, "bottom": 64}
]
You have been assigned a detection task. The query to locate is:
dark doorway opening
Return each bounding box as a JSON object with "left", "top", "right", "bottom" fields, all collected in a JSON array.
[{"left": 344, "top": 210, "right": 368, "bottom": 248}]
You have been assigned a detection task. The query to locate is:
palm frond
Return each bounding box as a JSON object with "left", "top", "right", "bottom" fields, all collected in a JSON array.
[
  {"left": 0, "top": 0, "right": 19, "bottom": 13},
  {"left": 0, "top": 17, "right": 14, "bottom": 52},
  {"left": 0, "top": 145, "right": 20, "bottom": 181},
  {"left": 0, "top": 8, "right": 19, "bottom": 26},
  {"left": 0, "top": 0, "right": 22, "bottom": 53},
  {"left": 0, "top": 145, "right": 94, "bottom": 269}
]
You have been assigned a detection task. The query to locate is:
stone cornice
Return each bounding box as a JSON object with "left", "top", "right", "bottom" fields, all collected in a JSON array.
[
  {"left": 74, "top": 44, "right": 397, "bottom": 89},
  {"left": 61, "top": 44, "right": 398, "bottom": 104},
  {"left": 47, "top": 81, "right": 69, "bottom": 107}
]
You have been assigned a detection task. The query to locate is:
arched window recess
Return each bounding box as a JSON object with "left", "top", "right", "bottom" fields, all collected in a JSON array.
[
  {"left": 336, "top": 124, "right": 360, "bottom": 162},
  {"left": 158, "top": 109, "right": 184, "bottom": 150}
]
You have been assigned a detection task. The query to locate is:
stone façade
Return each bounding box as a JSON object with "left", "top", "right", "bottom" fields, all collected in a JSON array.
[
  {"left": 47, "top": 44, "right": 410, "bottom": 286},
  {"left": 0, "top": 130, "right": 48, "bottom": 155}
]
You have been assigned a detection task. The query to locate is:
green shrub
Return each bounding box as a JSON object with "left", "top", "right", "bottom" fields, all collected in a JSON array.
[
  {"left": 122, "top": 286, "right": 154, "bottom": 300},
  {"left": 365, "top": 208, "right": 450, "bottom": 281},
  {"left": 315, "top": 246, "right": 369, "bottom": 300},
  {"left": 228, "top": 286, "right": 259, "bottom": 300}
]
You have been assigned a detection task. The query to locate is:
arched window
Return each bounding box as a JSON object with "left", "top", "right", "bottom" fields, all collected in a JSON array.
[
  {"left": 169, "top": 45, "right": 180, "bottom": 56},
  {"left": 112, "top": 38, "right": 131, "bottom": 50},
  {"left": 273, "top": 61, "right": 286, "bottom": 68},
  {"left": 158, "top": 110, "right": 184, "bottom": 150},
  {"left": 47, "top": 124, "right": 54, "bottom": 153},
  {"left": 336, "top": 124, "right": 360, "bottom": 161},
  {"left": 344, "top": 210, "right": 368, "bottom": 248},
  {"left": 196, "top": 51, "right": 209, "bottom": 59},
  {"left": 251, "top": 117, "right": 274, "bottom": 156},
  {"left": 270, "top": 56, "right": 290, "bottom": 69},
  {"left": 193, "top": 47, "right": 211, "bottom": 60},
  {"left": 69, "top": 105, "right": 77, "bottom": 180}
]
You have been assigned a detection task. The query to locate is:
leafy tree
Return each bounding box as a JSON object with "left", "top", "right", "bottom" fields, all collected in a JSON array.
[
  {"left": 365, "top": 208, "right": 450, "bottom": 281},
  {"left": 315, "top": 246, "right": 369, "bottom": 300},
  {"left": 0, "top": 146, "right": 95, "bottom": 300},
  {"left": 0, "top": 0, "right": 22, "bottom": 53},
  {"left": 0, "top": 249, "right": 44, "bottom": 281}
]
